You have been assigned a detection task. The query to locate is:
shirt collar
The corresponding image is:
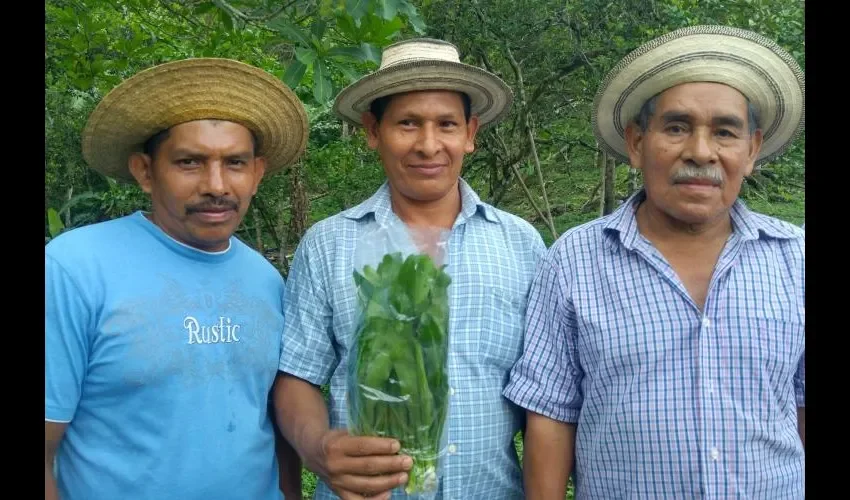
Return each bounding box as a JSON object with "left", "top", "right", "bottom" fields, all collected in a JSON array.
[
  {"left": 602, "top": 188, "right": 801, "bottom": 250},
  {"left": 342, "top": 177, "right": 501, "bottom": 226}
]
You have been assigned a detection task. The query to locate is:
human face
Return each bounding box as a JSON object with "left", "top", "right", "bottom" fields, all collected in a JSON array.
[
  {"left": 129, "top": 119, "right": 266, "bottom": 252},
  {"left": 362, "top": 90, "right": 479, "bottom": 204},
  {"left": 625, "top": 82, "right": 763, "bottom": 226}
]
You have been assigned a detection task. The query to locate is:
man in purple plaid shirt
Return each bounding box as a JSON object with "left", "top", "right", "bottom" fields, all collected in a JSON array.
[{"left": 504, "top": 26, "right": 805, "bottom": 499}]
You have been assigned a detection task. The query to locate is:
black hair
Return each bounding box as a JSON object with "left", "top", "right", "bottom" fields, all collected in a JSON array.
[{"left": 369, "top": 91, "right": 472, "bottom": 123}]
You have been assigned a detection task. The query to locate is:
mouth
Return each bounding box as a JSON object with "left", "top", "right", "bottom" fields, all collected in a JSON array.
[
  {"left": 408, "top": 163, "right": 447, "bottom": 176},
  {"left": 674, "top": 178, "right": 721, "bottom": 188},
  {"left": 189, "top": 206, "right": 237, "bottom": 223}
]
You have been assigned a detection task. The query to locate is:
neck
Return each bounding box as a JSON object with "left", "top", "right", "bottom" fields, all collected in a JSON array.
[
  {"left": 636, "top": 200, "right": 733, "bottom": 244},
  {"left": 389, "top": 181, "right": 462, "bottom": 230}
]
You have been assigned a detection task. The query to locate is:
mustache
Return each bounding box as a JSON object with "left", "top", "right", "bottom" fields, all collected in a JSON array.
[
  {"left": 670, "top": 164, "right": 724, "bottom": 186},
  {"left": 185, "top": 197, "right": 239, "bottom": 214}
]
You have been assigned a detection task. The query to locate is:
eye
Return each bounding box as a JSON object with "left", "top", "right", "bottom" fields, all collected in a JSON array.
[
  {"left": 716, "top": 129, "right": 738, "bottom": 138},
  {"left": 177, "top": 158, "right": 199, "bottom": 167},
  {"left": 440, "top": 120, "right": 458, "bottom": 129},
  {"left": 228, "top": 159, "right": 247, "bottom": 166},
  {"left": 665, "top": 124, "right": 687, "bottom": 134}
]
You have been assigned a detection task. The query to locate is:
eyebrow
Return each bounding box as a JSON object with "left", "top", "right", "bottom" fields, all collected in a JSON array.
[
  {"left": 171, "top": 149, "right": 253, "bottom": 159},
  {"left": 660, "top": 111, "right": 745, "bottom": 129},
  {"left": 396, "top": 111, "right": 462, "bottom": 121}
]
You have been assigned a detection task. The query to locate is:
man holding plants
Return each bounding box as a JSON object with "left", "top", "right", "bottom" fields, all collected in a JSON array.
[
  {"left": 273, "top": 38, "right": 546, "bottom": 500},
  {"left": 504, "top": 26, "right": 806, "bottom": 499}
]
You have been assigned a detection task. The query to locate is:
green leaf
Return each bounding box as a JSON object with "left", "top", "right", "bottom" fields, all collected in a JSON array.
[
  {"left": 296, "top": 47, "right": 318, "bottom": 66},
  {"left": 219, "top": 9, "right": 234, "bottom": 31},
  {"left": 329, "top": 45, "right": 368, "bottom": 61},
  {"left": 398, "top": 1, "right": 426, "bottom": 34},
  {"left": 47, "top": 208, "right": 65, "bottom": 238},
  {"left": 380, "top": 0, "right": 401, "bottom": 20},
  {"left": 312, "top": 59, "right": 332, "bottom": 104},
  {"left": 282, "top": 60, "right": 307, "bottom": 89},
  {"left": 361, "top": 42, "right": 382, "bottom": 64},
  {"left": 193, "top": 2, "right": 216, "bottom": 15},
  {"left": 311, "top": 20, "right": 327, "bottom": 40},
  {"left": 267, "top": 19, "right": 311, "bottom": 46},
  {"left": 346, "top": 0, "right": 370, "bottom": 25},
  {"left": 372, "top": 16, "right": 404, "bottom": 42},
  {"left": 336, "top": 63, "right": 363, "bottom": 83}
]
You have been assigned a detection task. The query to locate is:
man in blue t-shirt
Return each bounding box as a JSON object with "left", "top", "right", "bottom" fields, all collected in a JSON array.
[{"left": 45, "top": 58, "right": 309, "bottom": 500}]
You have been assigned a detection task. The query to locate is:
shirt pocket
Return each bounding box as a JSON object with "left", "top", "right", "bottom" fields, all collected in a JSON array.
[
  {"left": 476, "top": 288, "right": 527, "bottom": 371},
  {"left": 719, "top": 316, "right": 804, "bottom": 424}
]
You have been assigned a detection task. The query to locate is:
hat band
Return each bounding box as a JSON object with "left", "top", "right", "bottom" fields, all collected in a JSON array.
[{"left": 613, "top": 51, "right": 785, "bottom": 140}]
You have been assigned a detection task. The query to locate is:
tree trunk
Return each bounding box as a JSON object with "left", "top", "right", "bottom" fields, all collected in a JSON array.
[
  {"left": 601, "top": 153, "right": 616, "bottom": 215},
  {"left": 289, "top": 161, "right": 308, "bottom": 243}
]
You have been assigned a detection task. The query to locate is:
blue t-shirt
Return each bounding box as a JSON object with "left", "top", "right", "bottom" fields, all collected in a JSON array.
[{"left": 45, "top": 211, "right": 285, "bottom": 500}]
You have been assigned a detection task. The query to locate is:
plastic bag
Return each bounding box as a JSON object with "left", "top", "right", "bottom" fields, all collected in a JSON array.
[{"left": 347, "top": 218, "right": 452, "bottom": 499}]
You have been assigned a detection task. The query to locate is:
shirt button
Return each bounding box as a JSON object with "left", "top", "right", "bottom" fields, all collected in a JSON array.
[
  {"left": 448, "top": 444, "right": 457, "bottom": 454},
  {"left": 710, "top": 448, "right": 720, "bottom": 461},
  {"left": 707, "top": 381, "right": 715, "bottom": 395},
  {"left": 449, "top": 387, "right": 456, "bottom": 396},
  {"left": 702, "top": 317, "right": 711, "bottom": 328}
]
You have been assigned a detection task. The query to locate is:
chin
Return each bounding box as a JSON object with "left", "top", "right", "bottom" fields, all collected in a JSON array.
[{"left": 402, "top": 180, "right": 455, "bottom": 202}]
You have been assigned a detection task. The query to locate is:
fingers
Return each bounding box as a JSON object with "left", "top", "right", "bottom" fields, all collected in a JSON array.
[
  {"left": 337, "top": 435, "right": 401, "bottom": 457},
  {"left": 329, "top": 454, "right": 413, "bottom": 477},
  {"left": 333, "top": 471, "right": 408, "bottom": 498}
]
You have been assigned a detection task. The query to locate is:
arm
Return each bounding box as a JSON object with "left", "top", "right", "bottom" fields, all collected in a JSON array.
[
  {"left": 524, "top": 413, "right": 576, "bottom": 500},
  {"left": 503, "top": 247, "right": 583, "bottom": 496},
  {"left": 797, "top": 407, "right": 805, "bottom": 449},
  {"left": 45, "top": 253, "right": 91, "bottom": 500},
  {"left": 45, "top": 422, "right": 67, "bottom": 500},
  {"left": 272, "top": 373, "right": 409, "bottom": 500},
  {"left": 270, "top": 395, "right": 302, "bottom": 500}
]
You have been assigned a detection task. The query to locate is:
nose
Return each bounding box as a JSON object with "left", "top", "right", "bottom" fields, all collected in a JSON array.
[
  {"left": 199, "top": 162, "right": 228, "bottom": 197},
  {"left": 413, "top": 123, "right": 442, "bottom": 157},
  {"left": 682, "top": 128, "right": 718, "bottom": 166}
]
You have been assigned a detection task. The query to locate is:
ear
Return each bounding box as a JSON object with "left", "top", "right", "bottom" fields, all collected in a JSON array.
[
  {"left": 361, "top": 112, "right": 380, "bottom": 150},
  {"left": 128, "top": 153, "right": 154, "bottom": 193},
  {"left": 464, "top": 116, "right": 480, "bottom": 154},
  {"left": 743, "top": 129, "right": 764, "bottom": 177},
  {"left": 624, "top": 122, "right": 645, "bottom": 171},
  {"left": 251, "top": 156, "right": 267, "bottom": 195}
]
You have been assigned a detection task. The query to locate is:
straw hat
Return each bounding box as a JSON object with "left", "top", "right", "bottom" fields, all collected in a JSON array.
[
  {"left": 333, "top": 38, "right": 513, "bottom": 127},
  {"left": 82, "top": 58, "right": 309, "bottom": 182},
  {"left": 592, "top": 25, "right": 805, "bottom": 166}
]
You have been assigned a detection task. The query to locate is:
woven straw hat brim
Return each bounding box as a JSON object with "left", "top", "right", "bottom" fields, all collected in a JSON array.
[
  {"left": 332, "top": 60, "right": 513, "bottom": 128},
  {"left": 592, "top": 25, "right": 805, "bottom": 166},
  {"left": 82, "top": 58, "right": 309, "bottom": 183}
]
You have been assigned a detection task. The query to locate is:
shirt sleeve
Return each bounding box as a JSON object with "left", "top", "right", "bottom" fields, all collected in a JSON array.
[
  {"left": 45, "top": 254, "right": 92, "bottom": 423},
  {"left": 503, "top": 246, "right": 583, "bottom": 423},
  {"left": 278, "top": 232, "right": 337, "bottom": 386},
  {"left": 794, "top": 352, "right": 804, "bottom": 408}
]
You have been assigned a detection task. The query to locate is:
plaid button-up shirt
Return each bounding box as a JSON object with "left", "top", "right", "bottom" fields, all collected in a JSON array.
[
  {"left": 281, "top": 179, "right": 546, "bottom": 499},
  {"left": 504, "top": 190, "right": 805, "bottom": 499}
]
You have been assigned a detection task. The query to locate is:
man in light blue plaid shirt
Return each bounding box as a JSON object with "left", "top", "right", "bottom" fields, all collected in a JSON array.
[
  {"left": 273, "top": 38, "right": 545, "bottom": 500},
  {"left": 504, "top": 26, "right": 805, "bottom": 499}
]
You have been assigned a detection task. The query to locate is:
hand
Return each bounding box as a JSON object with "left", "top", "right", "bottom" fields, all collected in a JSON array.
[{"left": 317, "top": 429, "right": 412, "bottom": 500}]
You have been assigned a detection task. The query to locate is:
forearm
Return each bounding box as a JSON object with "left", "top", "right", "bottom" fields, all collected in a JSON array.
[
  {"left": 273, "top": 415, "right": 303, "bottom": 500},
  {"left": 273, "top": 373, "right": 332, "bottom": 478},
  {"left": 523, "top": 412, "right": 576, "bottom": 500},
  {"left": 797, "top": 407, "right": 805, "bottom": 449},
  {"left": 45, "top": 462, "right": 58, "bottom": 500}
]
